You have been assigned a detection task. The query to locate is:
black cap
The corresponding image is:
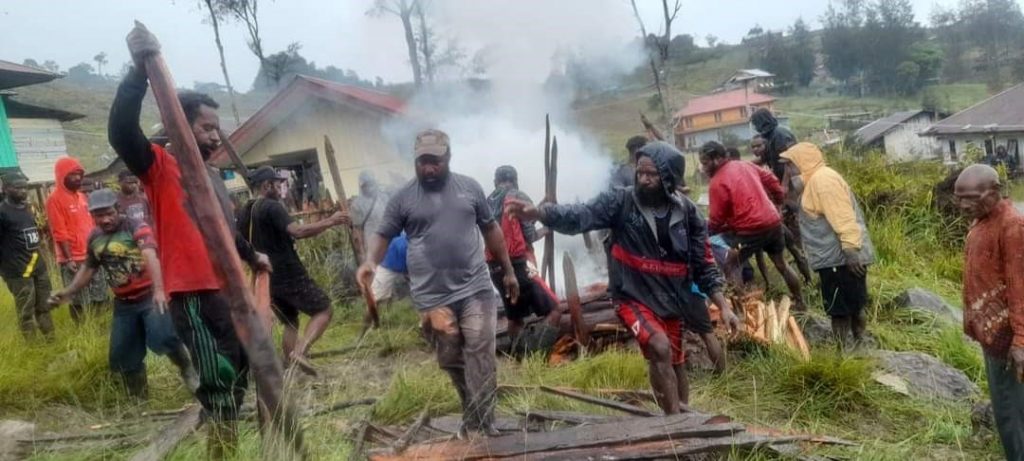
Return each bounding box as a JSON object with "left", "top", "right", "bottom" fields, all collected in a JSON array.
[
  {"left": 494, "top": 165, "right": 517, "bottom": 185},
  {"left": 248, "top": 166, "right": 287, "bottom": 186},
  {"left": 88, "top": 188, "right": 119, "bottom": 211},
  {"left": 1, "top": 172, "right": 27, "bottom": 186}
]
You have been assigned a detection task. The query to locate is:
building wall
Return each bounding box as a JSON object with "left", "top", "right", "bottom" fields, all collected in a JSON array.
[
  {"left": 881, "top": 114, "right": 943, "bottom": 161},
  {"left": 9, "top": 118, "right": 67, "bottom": 184},
  {"left": 678, "top": 102, "right": 773, "bottom": 134},
  {"left": 678, "top": 123, "right": 758, "bottom": 151},
  {"left": 240, "top": 99, "right": 409, "bottom": 200},
  {"left": 936, "top": 133, "right": 1024, "bottom": 167}
]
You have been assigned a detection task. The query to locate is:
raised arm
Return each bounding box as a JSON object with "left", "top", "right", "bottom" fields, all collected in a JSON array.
[
  {"left": 288, "top": 211, "right": 349, "bottom": 240},
  {"left": 108, "top": 67, "right": 156, "bottom": 176}
]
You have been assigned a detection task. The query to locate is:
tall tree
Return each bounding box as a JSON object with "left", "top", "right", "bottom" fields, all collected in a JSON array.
[
  {"left": 930, "top": 5, "right": 969, "bottom": 82},
  {"left": 789, "top": 18, "right": 815, "bottom": 87},
  {"left": 218, "top": 0, "right": 268, "bottom": 80},
  {"left": 201, "top": 0, "right": 241, "bottom": 124},
  {"left": 630, "top": 0, "right": 681, "bottom": 133},
  {"left": 93, "top": 52, "right": 108, "bottom": 77},
  {"left": 821, "top": 0, "right": 865, "bottom": 89},
  {"left": 368, "top": 0, "right": 422, "bottom": 87}
]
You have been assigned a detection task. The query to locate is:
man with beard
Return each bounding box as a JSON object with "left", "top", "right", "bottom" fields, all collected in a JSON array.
[
  {"left": 108, "top": 23, "right": 269, "bottom": 458},
  {"left": 49, "top": 189, "right": 198, "bottom": 399},
  {"left": 47, "top": 157, "right": 110, "bottom": 323},
  {"left": 507, "top": 141, "right": 740, "bottom": 414},
  {"left": 352, "top": 170, "right": 389, "bottom": 262},
  {"left": 699, "top": 141, "right": 805, "bottom": 310},
  {"left": 357, "top": 129, "right": 519, "bottom": 437},
  {"left": 751, "top": 135, "right": 768, "bottom": 167},
  {"left": 0, "top": 173, "right": 54, "bottom": 340},
  {"left": 955, "top": 164, "right": 1024, "bottom": 458},
  {"left": 486, "top": 165, "right": 560, "bottom": 353},
  {"left": 116, "top": 169, "right": 150, "bottom": 224},
  {"left": 750, "top": 108, "right": 796, "bottom": 181},
  {"left": 238, "top": 166, "right": 349, "bottom": 373}
]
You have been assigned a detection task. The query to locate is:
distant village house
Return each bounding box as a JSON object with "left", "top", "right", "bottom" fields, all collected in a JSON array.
[
  {"left": 921, "top": 83, "right": 1024, "bottom": 170},
  {"left": 852, "top": 110, "right": 942, "bottom": 161},
  {"left": 719, "top": 68, "right": 775, "bottom": 93},
  {"left": 673, "top": 88, "right": 787, "bottom": 150}
]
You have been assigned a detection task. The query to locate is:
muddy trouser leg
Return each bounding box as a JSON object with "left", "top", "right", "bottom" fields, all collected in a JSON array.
[
  {"left": 421, "top": 306, "right": 470, "bottom": 414},
  {"left": 784, "top": 212, "right": 813, "bottom": 282},
  {"left": 985, "top": 353, "right": 1024, "bottom": 460},
  {"left": 169, "top": 291, "right": 248, "bottom": 422},
  {"left": 32, "top": 271, "right": 54, "bottom": 338},
  {"left": 6, "top": 276, "right": 38, "bottom": 340},
  {"left": 456, "top": 292, "right": 499, "bottom": 430},
  {"left": 109, "top": 298, "right": 149, "bottom": 398},
  {"left": 142, "top": 295, "right": 199, "bottom": 392}
]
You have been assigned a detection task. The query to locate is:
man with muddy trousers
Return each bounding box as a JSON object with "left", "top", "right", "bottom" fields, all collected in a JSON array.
[
  {"left": 507, "top": 141, "right": 740, "bottom": 414},
  {"left": 487, "top": 165, "right": 560, "bottom": 354},
  {"left": 49, "top": 189, "right": 198, "bottom": 399},
  {"left": 238, "top": 166, "right": 350, "bottom": 374},
  {"left": 0, "top": 173, "right": 54, "bottom": 341},
  {"left": 109, "top": 23, "right": 271, "bottom": 458},
  {"left": 357, "top": 129, "right": 519, "bottom": 438}
]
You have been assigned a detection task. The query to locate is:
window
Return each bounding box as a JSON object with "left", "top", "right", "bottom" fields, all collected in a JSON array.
[
  {"left": 740, "top": 106, "right": 748, "bottom": 118},
  {"left": 948, "top": 140, "right": 957, "bottom": 161},
  {"left": 684, "top": 117, "right": 693, "bottom": 128},
  {"left": 985, "top": 139, "right": 994, "bottom": 156},
  {"left": 687, "top": 136, "right": 697, "bottom": 148},
  {"left": 714, "top": 112, "right": 723, "bottom": 123}
]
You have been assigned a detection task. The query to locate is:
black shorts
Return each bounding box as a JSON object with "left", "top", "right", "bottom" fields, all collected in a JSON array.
[
  {"left": 489, "top": 260, "right": 556, "bottom": 321},
  {"left": 270, "top": 275, "right": 332, "bottom": 327},
  {"left": 818, "top": 266, "right": 868, "bottom": 317},
  {"left": 681, "top": 295, "right": 714, "bottom": 334},
  {"left": 724, "top": 225, "right": 786, "bottom": 261},
  {"left": 169, "top": 290, "right": 248, "bottom": 421}
]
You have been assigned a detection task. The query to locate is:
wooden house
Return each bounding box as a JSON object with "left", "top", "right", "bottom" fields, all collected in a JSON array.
[{"left": 673, "top": 88, "right": 785, "bottom": 150}]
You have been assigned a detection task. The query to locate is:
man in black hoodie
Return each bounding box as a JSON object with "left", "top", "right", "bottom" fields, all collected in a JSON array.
[
  {"left": 750, "top": 108, "right": 797, "bottom": 182},
  {"left": 507, "top": 141, "right": 740, "bottom": 415}
]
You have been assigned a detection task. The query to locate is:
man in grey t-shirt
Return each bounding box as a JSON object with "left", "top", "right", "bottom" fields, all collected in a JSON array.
[{"left": 357, "top": 129, "right": 519, "bottom": 437}]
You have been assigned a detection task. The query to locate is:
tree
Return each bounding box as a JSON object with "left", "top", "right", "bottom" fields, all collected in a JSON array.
[
  {"left": 42, "top": 60, "right": 59, "bottom": 73},
  {"left": 216, "top": 0, "right": 268, "bottom": 80},
  {"left": 256, "top": 42, "right": 305, "bottom": 90},
  {"left": 368, "top": 0, "right": 422, "bottom": 87},
  {"left": 789, "top": 18, "right": 815, "bottom": 87},
  {"left": 21, "top": 59, "right": 40, "bottom": 69},
  {"left": 930, "top": 5, "right": 969, "bottom": 82},
  {"left": 821, "top": 0, "right": 865, "bottom": 89},
  {"left": 200, "top": 0, "right": 241, "bottom": 124},
  {"left": 705, "top": 34, "right": 718, "bottom": 48},
  {"left": 93, "top": 52, "right": 108, "bottom": 77},
  {"left": 630, "top": 0, "right": 681, "bottom": 133},
  {"left": 65, "top": 62, "right": 98, "bottom": 85}
]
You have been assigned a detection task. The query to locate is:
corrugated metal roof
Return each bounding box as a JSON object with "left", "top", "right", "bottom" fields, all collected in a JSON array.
[
  {"left": 674, "top": 89, "right": 775, "bottom": 118},
  {"left": 0, "top": 60, "right": 60, "bottom": 90},
  {"left": 854, "top": 110, "right": 927, "bottom": 144},
  {"left": 923, "top": 83, "right": 1024, "bottom": 135},
  {"left": 3, "top": 97, "right": 84, "bottom": 122}
]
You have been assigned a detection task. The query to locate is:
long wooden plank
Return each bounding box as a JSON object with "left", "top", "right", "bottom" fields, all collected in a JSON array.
[
  {"left": 128, "top": 406, "right": 202, "bottom": 461},
  {"left": 520, "top": 411, "right": 624, "bottom": 426},
  {"left": 135, "top": 21, "right": 303, "bottom": 457},
  {"left": 521, "top": 433, "right": 809, "bottom": 461},
  {"left": 539, "top": 386, "right": 659, "bottom": 417},
  {"left": 217, "top": 129, "right": 250, "bottom": 184},
  {"left": 370, "top": 416, "right": 743, "bottom": 461},
  {"left": 562, "top": 252, "right": 588, "bottom": 348},
  {"left": 545, "top": 136, "right": 559, "bottom": 291},
  {"left": 541, "top": 115, "right": 552, "bottom": 284}
]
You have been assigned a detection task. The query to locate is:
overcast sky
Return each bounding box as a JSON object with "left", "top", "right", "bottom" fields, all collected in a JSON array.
[{"left": 0, "top": 0, "right": 983, "bottom": 91}]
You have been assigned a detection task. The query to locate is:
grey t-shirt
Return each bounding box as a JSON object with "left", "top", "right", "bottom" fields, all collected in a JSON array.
[
  {"left": 377, "top": 173, "right": 494, "bottom": 310},
  {"left": 352, "top": 192, "right": 388, "bottom": 256}
]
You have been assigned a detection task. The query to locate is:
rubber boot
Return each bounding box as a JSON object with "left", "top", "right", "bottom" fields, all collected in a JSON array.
[
  {"left": 207, "top": 419, "right": 238, "bottom": 460},
  {"left": 121, "top": 370, "right": 149, "bottom": 400},
  {"left": 166, "top": 344, "right": 200, "bottom": 394}
]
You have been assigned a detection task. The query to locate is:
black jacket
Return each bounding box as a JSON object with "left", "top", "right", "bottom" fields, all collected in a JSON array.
[
  {"left": 538, "top": 141, "right": 723, "bottom": 319},
  {"left": 751, "top": 108, "right": 796, "bottom": 181}
]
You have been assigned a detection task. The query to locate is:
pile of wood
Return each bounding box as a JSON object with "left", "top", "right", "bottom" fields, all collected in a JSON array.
[
  {"left": 361, "top": 386, "right": 853, "bottom": 460},
  {"left": 734, "top": 295, "right": 811, "bottom": 360}
]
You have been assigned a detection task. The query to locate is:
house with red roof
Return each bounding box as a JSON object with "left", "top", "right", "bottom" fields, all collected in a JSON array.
[
  {"left": 210, "top": 74, "right": 408, "bottom": 206},
  {"left": 672, "top": 88, "right": 786, "bottom": 150}
]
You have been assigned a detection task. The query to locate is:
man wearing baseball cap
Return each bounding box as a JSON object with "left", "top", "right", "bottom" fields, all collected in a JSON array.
[
  {"left": 237, "top": 166, "right": 350, "bottom": 374},
  {"left": 357, "top": 129, "right": 519, "bottom": 437},
  {"left": 50, "top": 189, "right": 197, "bottom": 398},
  {"left": 0, "top": 173, "right": 54, "bottom": 340}
]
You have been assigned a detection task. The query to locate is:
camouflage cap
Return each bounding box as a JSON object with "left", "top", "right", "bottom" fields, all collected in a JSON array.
[{"left": 414, "top": 129, "right": 450, "bottom": 158}]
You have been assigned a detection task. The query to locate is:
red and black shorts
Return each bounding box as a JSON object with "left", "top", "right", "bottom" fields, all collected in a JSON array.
[{"left": 616, "top": 300, "right": 685, "bottom": 365}]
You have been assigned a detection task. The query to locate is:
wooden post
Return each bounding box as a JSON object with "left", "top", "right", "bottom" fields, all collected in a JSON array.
[
  {"left": 541, "top": 115, "right": 551, "bottom": 283},
  {"left": 562, "top": 252, "right": 588, "bottom": 349},
  {"left": 218, "top": 129, "right": 251, "bottom": 187},
  {"left": 544, "top": 136, "right": 558, "bottom": 293},
  {"left": 135, "top": 21, "right": 304, "bottom": 458}
]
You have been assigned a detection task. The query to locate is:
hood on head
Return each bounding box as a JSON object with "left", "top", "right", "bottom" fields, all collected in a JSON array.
[
  {"left": 780, "top": 142, "right": 825, "bottom": 181},
  {"left": 750, "top": 108, "right": 778, "bottom": 135},
  {"left": 54, "top": 157, "right": 84, "bottom": 192},
  {"left": 635, "top": 141, "right": 684, "bottom": 197}
]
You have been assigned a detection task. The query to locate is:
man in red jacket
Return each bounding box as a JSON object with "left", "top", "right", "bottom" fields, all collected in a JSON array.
[
  {"left": 46, "top": 157, "right": 110, "bottom": 323},
  {"left": 699, "top": 141, "right": 804, "bottom": 309}
]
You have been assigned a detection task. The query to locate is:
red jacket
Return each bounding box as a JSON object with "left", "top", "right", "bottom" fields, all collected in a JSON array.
[
  {"left": 708, "top": 160, "right": 784, "bottom": 235},
  {"left": 45, "top": 157, "right": 93, "bottom": 263}
]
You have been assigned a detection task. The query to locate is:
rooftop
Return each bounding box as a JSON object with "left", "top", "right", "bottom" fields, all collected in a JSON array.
[
  {"left": 674, "top": 88, "right": 774, "bottom": 119},
  {"left": 854, "top": 110, "right": 930, "bottom": 144},
  {"left": 922, "top": 83, "right": 1024, "bottom": 136}
]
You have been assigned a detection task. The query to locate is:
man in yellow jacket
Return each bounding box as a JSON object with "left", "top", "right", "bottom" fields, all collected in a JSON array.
[{"left": 780, "top": 143, "right": 875, "bottom": 349}]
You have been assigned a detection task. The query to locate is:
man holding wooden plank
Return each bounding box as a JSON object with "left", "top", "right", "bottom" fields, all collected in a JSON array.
[
  {"left": 108, "top": 24, "right": 271, "bottom": 458},
  {"left": 507, "top": 141, "right": 740, "bottom": 414},
  {"left": 780, "top": 143, "right": 874, "bottom": 349}
]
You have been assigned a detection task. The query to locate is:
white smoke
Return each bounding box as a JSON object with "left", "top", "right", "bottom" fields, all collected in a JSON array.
[{"left": 379, "top": 0, "right": 645, "bottom": 294}]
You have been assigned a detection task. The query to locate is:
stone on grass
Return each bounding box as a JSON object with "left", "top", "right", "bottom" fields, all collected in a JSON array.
[
  {"left": 0, "top": 420, "right": 34, "bottom": 461},
  {"left": 877, "top": 351, "right": 979, "bottom": 401},
  {"left": 894, "top": 288, "right": 962, "bottom": 324},
  {"left": 971, "top": 400, "right": 995, "bottom": 434}
]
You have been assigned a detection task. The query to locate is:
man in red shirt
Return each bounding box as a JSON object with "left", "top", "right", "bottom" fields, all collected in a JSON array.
[
  {"left": 108, "top": 23, "right": 268, "bottom": 458},
  {"left": 46, "top": 157, "right": 110, "bottom": 323},
  {"left": 699, "top": 141, "right": 804, "bottom": 309},
  {"left": 956, "top": 164, "right": 1024, "bottom": 459}
]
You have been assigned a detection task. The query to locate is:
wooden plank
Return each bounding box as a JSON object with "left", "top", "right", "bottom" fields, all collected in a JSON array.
[
  {"left": 429, "top": 415, "right": 521, "bottom": 434},
  {"left": 369, "top": 415, "right": 744, "bottom": 461},
  {"left": 135, "top": 22, "right": 303, "bottom": 457},
  {"left": 520, "top": 411, "right": 623, "bottom": 426},
  {"left": 391, "top": 410, "right": 429, "bottom": 454},
  {"left": 541, "top": 115, "right": 552, "bottom": 285},
  {"left": 499, "top": 385, "right": 655, "bottom": 404},
  {"left": 562, "top": 252, "right": 588, "bottom": 348},
  {"left": 217, "top": 129, "right": 250, "bottom": 184},
  {"left": 127, "top": 406, "right": 202, "bottom": 461},
  {"left": 307, "top": 398, "right": 377, "bottom": 418},
  {"left": 520, "top": 433, "right": 807, "bottom": 460},
  {"left": 787, "top": 315, "right": 812, "bottom": 361},
  {"left": 539, "top": 386, "right": 659, "bottom": 417},
  {"left": 545, "top": 136, "right": 558, "bottom": 291}
]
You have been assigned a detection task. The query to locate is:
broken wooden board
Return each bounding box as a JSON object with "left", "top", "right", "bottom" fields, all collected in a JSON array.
[
  {"left": 539, "top": 386, "right": 659, "bottom": 417},
  {"left": 369, "top": 414, "right": 743, "bottom": 461},
  {"left": 520, "top": 411, "right": 625, "bottom": 426},
  {"left": 127, "top": 405, "right": 202, "bottom": 461},
  {"left": 517, "top": 433, "right": 811, "bottom": 460},
  {"left": 429, "top": 415, "right": 523, "bottom": 435}
]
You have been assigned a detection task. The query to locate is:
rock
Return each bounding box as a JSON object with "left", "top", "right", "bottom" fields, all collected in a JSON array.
[
  {"left": 971, "top": 400, "right": 995, "bottom": 433},
  {"left": 877, "top": 351, "right": 979, "bottom": 401},
  {"left": 894, "top": 288, "right": 962, "bottom": 324},
  {"left": 797, "top": 312, "right": 876, "bottom": 348},
  {"left": 0, "top": 420, "right": 34, "bottom": 461}
]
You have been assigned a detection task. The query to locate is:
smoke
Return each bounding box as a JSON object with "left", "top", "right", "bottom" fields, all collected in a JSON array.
[{"left": 379, "top": 0, "right": 645, "bottom": 294}]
